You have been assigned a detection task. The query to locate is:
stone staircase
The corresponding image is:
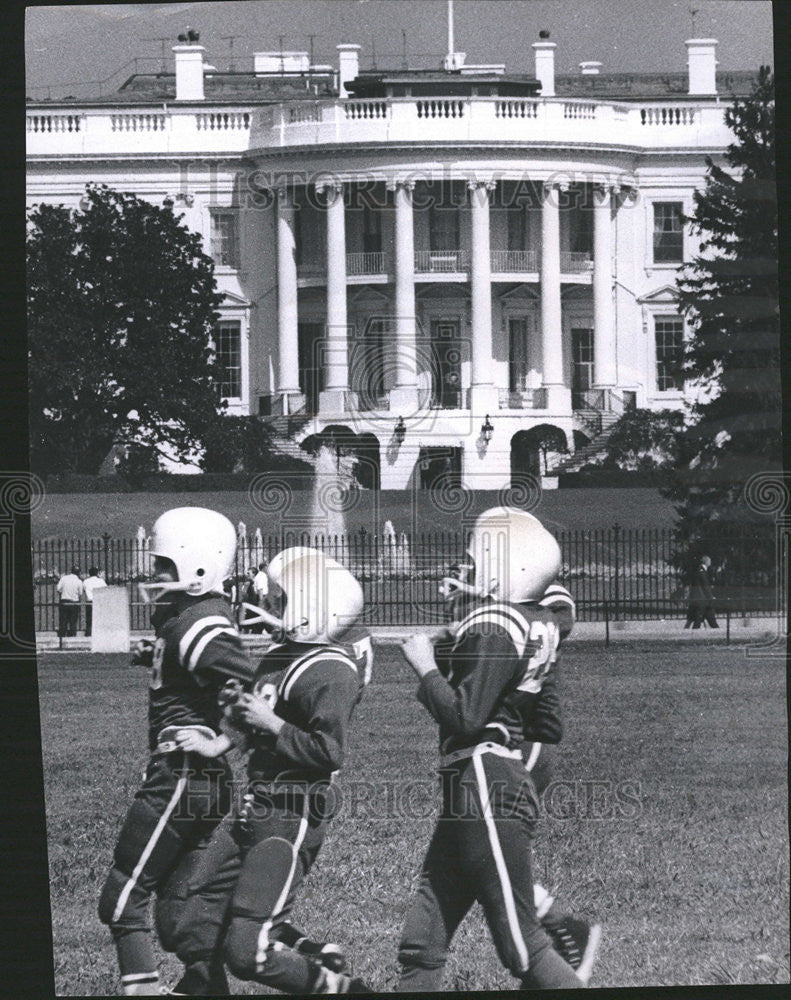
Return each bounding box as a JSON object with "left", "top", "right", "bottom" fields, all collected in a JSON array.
[
  {"left": 261, "top": 415, "right": 315, "bottom": 466},
  {"left": 553, "top": 409, "right": 622, "bottom": 474}
]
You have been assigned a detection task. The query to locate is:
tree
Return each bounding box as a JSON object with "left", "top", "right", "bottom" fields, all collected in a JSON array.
[
  {"left": 27, "top": 184, "right": 226, "bottom": 474},
  {"left": 522, "top": 424, "right": 569, "bottom": 476},
  {"left": 200, "top": 415, "right": 314, "bottom": 475},
  {"left": 667, "top": 67, "right": 779, "bottom": 537},
  {"left": 605, "top": 408, "right": 685, "bottom": 472}
]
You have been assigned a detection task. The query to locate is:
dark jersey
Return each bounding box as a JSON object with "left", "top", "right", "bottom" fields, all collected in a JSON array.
[
  {"left": 243, "top": 633, "right": 370, "bottom": 784},
  {"left": 146, "top": 594, "right": 254, "bottom": 751},
  {"left": 419, "top": 600, "right": 562, "bottom": 757}
]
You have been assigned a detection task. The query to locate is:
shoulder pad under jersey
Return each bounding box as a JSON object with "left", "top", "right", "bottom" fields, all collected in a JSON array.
[
  {"left": 276, "top": 644, "right": 359, "bottom": 702},
  {"left": 456, "top": 601, "right": 535, "bottom": 658}
]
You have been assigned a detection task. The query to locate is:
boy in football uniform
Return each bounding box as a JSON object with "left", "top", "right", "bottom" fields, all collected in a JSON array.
[
  {"left": 98, "top": 507, "right": 255, "bottom": 996},
  {"left": 172, "top": 547, "right": 372, "bottom": 994},
  {"left": 398, "top": 507, "right": 594, "bottom": 990},
  {"left": 434, "top": 562, "right": 601, "bottom": 979}
]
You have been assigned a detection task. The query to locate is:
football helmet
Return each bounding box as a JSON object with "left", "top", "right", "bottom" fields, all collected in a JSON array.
[
  {"left": 268, "top": 547, "right": 364, "bottom": 644},
  {"left": 139, "top": 507, "right": 237, "bottom": 603},
  {"left": 441, "top": 507, "right": 560, "bottom": 604}
]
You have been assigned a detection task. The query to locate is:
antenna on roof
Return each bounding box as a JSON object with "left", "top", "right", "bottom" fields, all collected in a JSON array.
[
  {"left": 278, "top": 35, "right": 286, "bottom": 74},
  {"left": 689, "top": 7, "right": 699, "bottom": 34},
  {"left": 447, "top": 0, "right": 454, "bottom": 61},
  {"left": 221, "top": 35, "right": 243, "bottom": 72},
  {"left": 402, "top": 29, "right": 408, "bottom": 69},
  {"left": 143, "top": 36, "right": 170, "bottom": 73},
  {"left": 371, "top": 35, "right": 377, "bottom": 70}
]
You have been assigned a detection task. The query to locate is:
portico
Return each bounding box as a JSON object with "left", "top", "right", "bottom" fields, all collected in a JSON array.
[{"left": 272, "top": 175, "right": 624, "bottom": 420}]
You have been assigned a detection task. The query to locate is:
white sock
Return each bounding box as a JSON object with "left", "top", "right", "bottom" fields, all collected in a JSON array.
[{"left": 534, "top": 882, "right": 554, "bottom": 919}]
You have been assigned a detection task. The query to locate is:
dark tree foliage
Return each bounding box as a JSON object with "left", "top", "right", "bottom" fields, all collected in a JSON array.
[
  {"left": 27, "top": 184, "right": 226, "bottom": 474},
  {"left": 663, "top": 69, "right": 778, "bottom": 592},
  {"left": 605, "top": 408, "right": 685, "bottom": 472},
  {"left": 200, "top": 415, "right": 312, "bottom": 474},
  {"left": 666, "top": 67, "right": 779, "bottom": 531},
  {"left": 522, "top": 424, "right": 569, "bottom": 475}
]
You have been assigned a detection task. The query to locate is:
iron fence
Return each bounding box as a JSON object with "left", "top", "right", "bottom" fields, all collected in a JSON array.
[{"left": 32, "top": 525, "right": 779, "bottom": 634}]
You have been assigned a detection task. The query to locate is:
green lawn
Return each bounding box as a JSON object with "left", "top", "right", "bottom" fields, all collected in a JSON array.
[
  {"left": 32, "top": 487, "right": 679, "bottom": 540},
  {"left": 38, "top": 640, "right": 788, "bottom": 995}
]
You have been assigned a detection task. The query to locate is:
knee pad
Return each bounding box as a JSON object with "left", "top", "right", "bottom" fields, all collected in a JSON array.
[
  {"left": 98, "top": 868, "right": 150, "bottom": 932},
  {"left": 231, "top": 837, "right": 294, "bottom": 920}
]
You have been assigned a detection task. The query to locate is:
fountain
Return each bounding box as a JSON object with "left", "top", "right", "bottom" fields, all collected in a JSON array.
[
  {"left": 135, "top": 525, "right": 148, "bottom": 578},
  {"left": 309, "top": 444, "right": 350, "bottom": 554},
  {"left": 252, "top": 527, "right": 264, "bottom": 568}
]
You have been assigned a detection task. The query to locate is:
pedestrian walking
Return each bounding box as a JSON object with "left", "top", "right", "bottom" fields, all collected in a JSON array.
[
  {"left": 82, "top": 566, "right": 107, "bottom": 637},
  {"left": 56, "top": 565, "right": 83, "bottom": 637},
  {"left": 685, "top": 555, "right": 719, "bottom": 629}
]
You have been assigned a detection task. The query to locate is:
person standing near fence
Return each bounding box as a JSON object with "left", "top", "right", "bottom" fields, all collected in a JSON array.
[
  {"left": 56, "top": 565, "right": 83, "bottom": 637},
  {"left": 82, "top": 566, "right": 107, "bottom": 637},
  {"left": 685, "top": 555, "right": 719, "bottom": 629}
]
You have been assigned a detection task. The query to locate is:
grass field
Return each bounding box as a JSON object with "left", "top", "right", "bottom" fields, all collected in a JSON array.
[
  {"left": 39, "top": 639, "right": 788, "bottom": 995},
  {"left": 32, "top": 487, "right": 679, "bottom": 540}
]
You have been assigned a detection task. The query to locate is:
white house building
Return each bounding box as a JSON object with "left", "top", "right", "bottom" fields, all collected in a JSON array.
[{"left": 26, "top": 28, "right": 756, "bottom": 488}]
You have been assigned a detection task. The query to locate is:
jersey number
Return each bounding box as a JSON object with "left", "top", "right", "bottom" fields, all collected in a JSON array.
[
  {"left": 517, "top": 620, "right": 559, "bottom": 694},
  {"left": 149, "top": 638, "right": 166, "bottom": 690}
]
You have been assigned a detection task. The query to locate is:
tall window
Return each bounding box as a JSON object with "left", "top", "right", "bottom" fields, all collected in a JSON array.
[
  {"left": 507, "top": 206, "right": 530, "bottom": 251},
  {"left": 508, "top": 317, "right": 529, "bottom": 391},
  {"left": 210, "top": 210, "right": 240, "bottom": 269},
  {"left": 653, "top": 202, "right": 684, "bottom": 263},
  {"left": 571, "top": 328, "right": 594, "bottom": 408},
  {"left": 362, "top": 202, "right": 382, "bottom": 254},
  {"left": 570, "top": 204, "right": 593, "bottom": 254},
  {"left": 429, "top": 200, "right": 459, "bottom": 251},
  {"left": 215, "top": 321, "right": 242, "bottom": 398},
  {"left": 654, "top": 316, "right": 684, "bottom": 391}
]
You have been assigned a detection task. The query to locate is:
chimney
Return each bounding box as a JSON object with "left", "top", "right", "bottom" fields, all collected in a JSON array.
[
  {"left": 532, "top": 34, "right": 556, "bottom": 97},
  {"left": 685, "top": 38, "right": 718, "bottom": 95},
  {"left": 173, "top": 43, "right": 206, "bottom": 101},
  {"left": 579, "top": 61, "right": 602, "bottom": 76},
  {"left": 337, "top": 43, "right": 361, "bottom": 98}
]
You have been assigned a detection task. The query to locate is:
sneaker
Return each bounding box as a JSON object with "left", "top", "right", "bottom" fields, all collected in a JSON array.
[
  {"left": 316, "top": 970, "right": 373, "bottom": 994},
  {"left": 294, "top": 937, "right": 347, "bottom": 973},
  {"left": 544, "top": 917, "right": 602, "bottom": 985}
]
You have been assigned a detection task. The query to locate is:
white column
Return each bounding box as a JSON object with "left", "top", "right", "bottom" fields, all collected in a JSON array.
[
  {"left": 469, "top": 179, "right": 499, "bottom": 414},
  {"left": 593, "top": 184, "right": 616, "bottom": 388},
  {"left": 540, "top": 181, "right": 568, "bottom": 409},
  {"left": 389, "top": 179, "right": 419, "bottom": 413},
  {"left": 276, "top": 189, "right": 301, "bottom": 412},
  {"left": 321, "top": 180, "right": 350, "bottom": 412}
]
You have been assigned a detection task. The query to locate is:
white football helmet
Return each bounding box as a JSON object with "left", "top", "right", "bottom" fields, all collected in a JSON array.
[
  {"left": 441, "top": 507, "right": 560, "bottom": 604},
  {"left": 139, "top": 507, "right": 237, "bottom": 603},
  {"left": 268, "top": 547, "right": 364, "bottom": 644}
]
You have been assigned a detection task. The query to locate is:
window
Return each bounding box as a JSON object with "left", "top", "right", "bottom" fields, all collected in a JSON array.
[
  {"left": 569, "top": 204, "right": 593, "bottom": 255},
  {"left": 215, "top": 321, "right": 242, "bottom": 398},
  {"left": 653, "top": 202, "right": 684, "bottom": 263},
  {"left": 508, "top": 317, "right": 529, "bottom": 391},
  {"left": 507, "top": 206, "right": 530, "bottom": 251},
  {"left": 654, "top": 316, "right": 684, "bottom": 391},
  {"left": 429, "top": 200, "right": 459, "bottom": 251},
  {"left": 362, "top": 203, "right": 382, "bottom": 254},
  {"left": 210, "top": 210, "right": 240, "bottom": 268},
  {"left": 571, "top": 328, "right": 594, "bottom": 408}
]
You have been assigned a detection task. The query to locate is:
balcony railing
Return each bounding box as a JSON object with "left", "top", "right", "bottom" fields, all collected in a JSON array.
[
  {"left": 415, "top": 250, "right": 469, "bottom": 273},
  {"left": 498, "top": 387, "right": 548, "bottom": 409},
  {"left": 346, "top": 252, "right": 386, "bottom": 276},
  {"left": 560, "top": 251, "right": 593, "bottom": 273},
  {"left": 491, "top": 250, "right": 538, "bottom": 272},
  {"left": 27, "top": 95, "right": 733, "bottom": 159}
]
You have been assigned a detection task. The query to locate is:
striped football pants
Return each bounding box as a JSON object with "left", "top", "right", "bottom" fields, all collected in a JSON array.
[
  {"left": 398, "top": 746, "right": 580, "bottom": 990},
  {"left": 98, "top": 750, "right": 232, "bottom": 992}
]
